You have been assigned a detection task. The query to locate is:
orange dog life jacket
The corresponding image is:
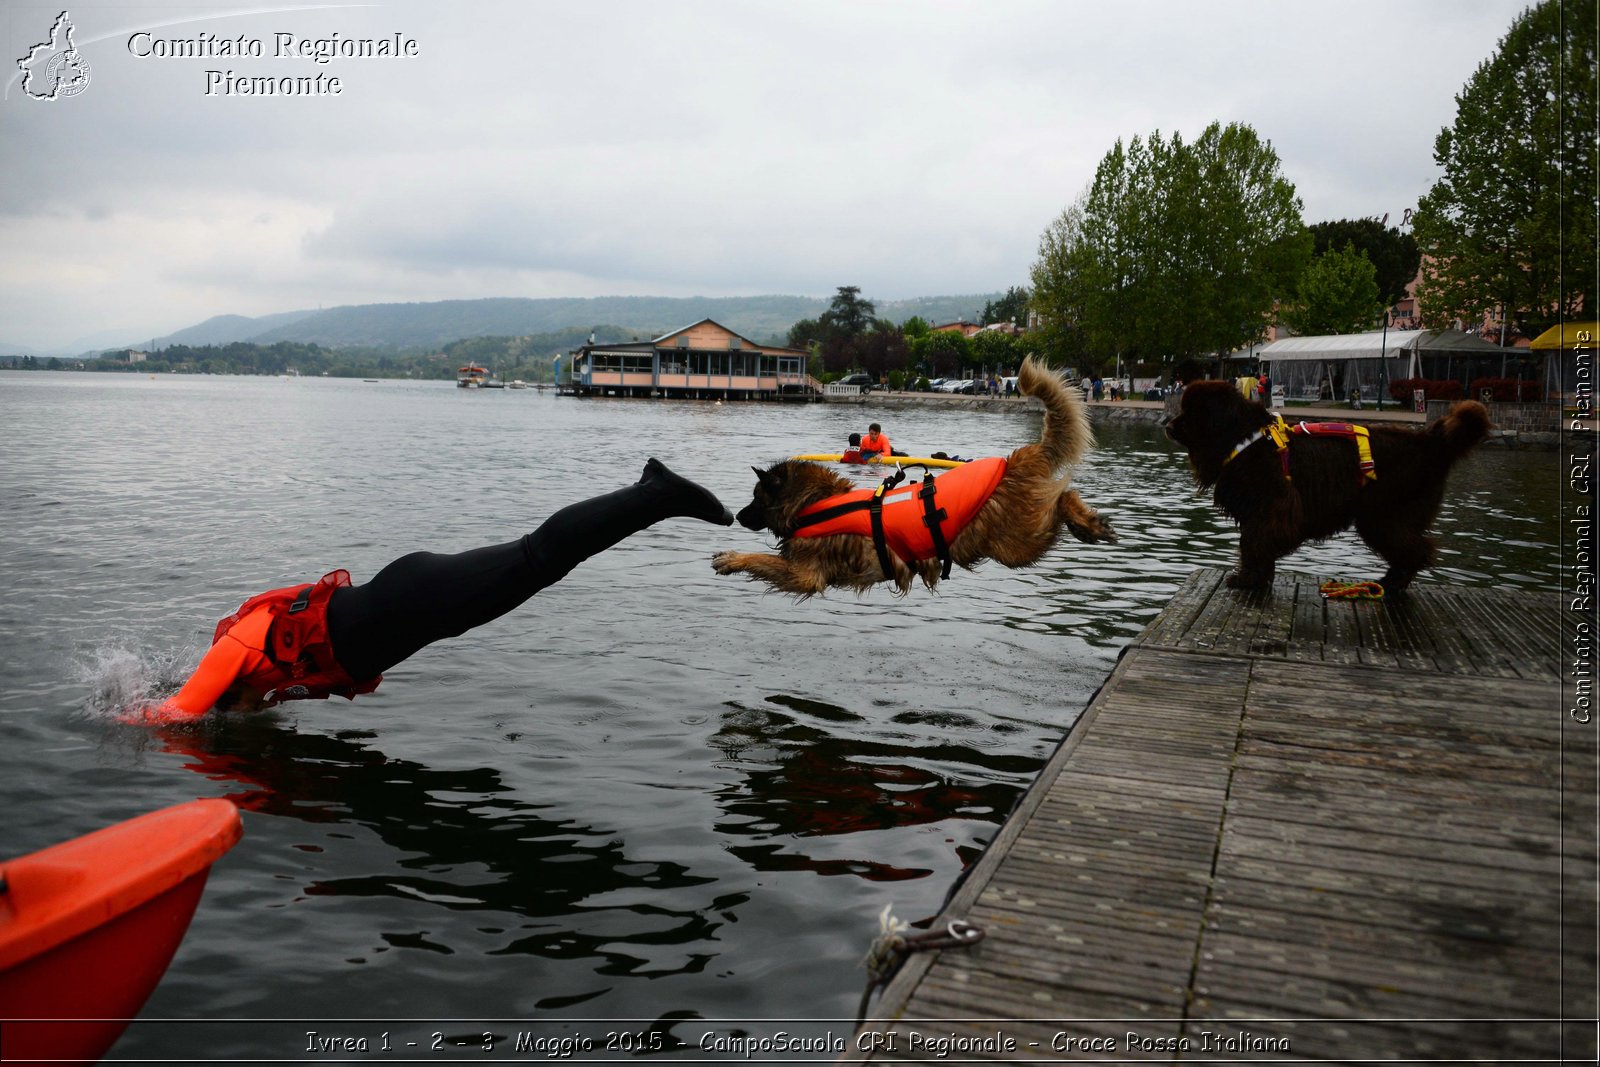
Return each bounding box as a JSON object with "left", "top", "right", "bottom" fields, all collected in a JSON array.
[{"left": 791, "top": 458, "right": 1007, "bottom": 578}]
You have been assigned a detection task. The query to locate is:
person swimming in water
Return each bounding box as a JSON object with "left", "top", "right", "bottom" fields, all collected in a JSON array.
[
  {"left": 124, "top": 459, "right": 732, "bottom": 724},
  {"left": 860, "top": 423, "right": 892, "bottom": 458}
]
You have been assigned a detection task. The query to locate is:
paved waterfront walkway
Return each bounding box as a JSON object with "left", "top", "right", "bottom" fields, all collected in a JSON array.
[
  {"left": 832, "top": 389, "right": 1429, "bottom": 423},
  {"left": 847, "top": 568, "right": 1595, "bottom": 1063}
]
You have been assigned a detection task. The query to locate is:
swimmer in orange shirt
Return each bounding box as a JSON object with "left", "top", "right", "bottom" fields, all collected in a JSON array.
[
  {"left": 860, "top": 423, "right": 892, "bottom": 458},
  {"left": 126, "top": 459, "right": 732, "bottom": 724}
]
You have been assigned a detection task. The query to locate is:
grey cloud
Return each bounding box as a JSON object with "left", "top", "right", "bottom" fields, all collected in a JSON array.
[{"left": 0, "top": 0, "right": 1534, "bottom": 348}]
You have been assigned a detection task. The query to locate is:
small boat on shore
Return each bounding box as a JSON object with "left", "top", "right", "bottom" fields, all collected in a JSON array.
[{"left": 0, "top": 799, "right": 243, "bottom": 1064}]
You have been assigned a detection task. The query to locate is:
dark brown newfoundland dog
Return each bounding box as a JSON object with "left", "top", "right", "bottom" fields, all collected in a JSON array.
[{"left": 1165, "top": 381, "right": 1490, "bottom": 592}]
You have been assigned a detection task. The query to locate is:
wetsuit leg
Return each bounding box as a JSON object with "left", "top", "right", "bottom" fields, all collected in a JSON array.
[{"left": 326, "top": 459, "right": 731, "bottom": 680}]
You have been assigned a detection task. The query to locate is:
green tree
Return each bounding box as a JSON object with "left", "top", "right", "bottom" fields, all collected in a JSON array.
[
  {"left": 1031, "top": 122, "right": 1309, "bottom": 369},
  {"left": 912, "top": 330, "right": 971, "bottom": 377},
  {"left": 857, "top": 323, "right": 910, "bottom": 380},
  {"left": 1184, "top": 123, "right": 1312, "bottom": 357},
  {"left": 1030, "top": 199, "right": 1099, "bottom": 371},
  {"left": 787, "top": 317, "right": 823, "bottom": 349},
  {"left": 1024, "top": 318, "right": 1091, "bottom": 374},
  {"left": 813, "top": 285, "right": 880, "bottom": 372},
  {"left": 899, "top": 315, "right": 932, "bottom": 340},
  {"left": 819, "top": 285, "right": 876, "bottom": 340},
  {"left": 1412, "top": 0, "right": 1596, "bottom": 337},
  {"left": 1308, "top": 218, "right": 1421, "bottom": 307},
  {"left": 1281, "top": 244, "right": 1384, "bottom": 336},
  {"left": 969, "top": 328, "right": 1021, "bottom": 372},
  {"left": 981, "top": 286, "right": 1031, "bottom": 325}
]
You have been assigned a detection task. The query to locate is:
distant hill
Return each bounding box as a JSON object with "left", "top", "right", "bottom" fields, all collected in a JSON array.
[
  {"left": 129, "top": 293, "right": 1004, "bottom": 351},
  {"left": 155, "top": 309, "right": 319, "bottom": 348},
  {"left": 879, "top": 294, "right": 997, "bottom": 326}
]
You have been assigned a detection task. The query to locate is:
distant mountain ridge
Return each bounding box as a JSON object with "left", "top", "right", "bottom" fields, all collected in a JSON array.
[
  {"left": 156, "top": 309, "right": 321, "bottom": 348},
  {"left": 126, "top": 293, "right": 1002, "bottom": 352}
]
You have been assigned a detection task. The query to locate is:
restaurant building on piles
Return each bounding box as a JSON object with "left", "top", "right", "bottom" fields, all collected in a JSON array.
[{"left": 560, "top": 319, "right": 814, "bottom": 400}]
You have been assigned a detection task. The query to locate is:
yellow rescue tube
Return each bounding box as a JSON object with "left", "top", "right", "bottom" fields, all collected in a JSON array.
[{"left": 790, "top": 453, "right": 968, "bottom": 469}]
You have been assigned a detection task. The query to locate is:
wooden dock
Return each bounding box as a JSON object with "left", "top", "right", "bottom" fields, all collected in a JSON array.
[{"left": 849, "top": 568, "right": 1596, "bottom": 1062}]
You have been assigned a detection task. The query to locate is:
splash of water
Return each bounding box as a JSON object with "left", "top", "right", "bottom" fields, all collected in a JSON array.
[{"left": 76, "top": 642, "right": 197, "bottom": 720}]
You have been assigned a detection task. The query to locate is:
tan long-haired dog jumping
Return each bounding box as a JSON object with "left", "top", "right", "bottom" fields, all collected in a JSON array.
[{"left": 711, "top": 357, "right": 1114, "bottom": 597}]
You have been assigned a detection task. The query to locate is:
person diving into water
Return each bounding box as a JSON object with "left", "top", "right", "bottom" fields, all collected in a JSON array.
[{"left": 123, "top": 459, "right": 733, "bottom": 724}]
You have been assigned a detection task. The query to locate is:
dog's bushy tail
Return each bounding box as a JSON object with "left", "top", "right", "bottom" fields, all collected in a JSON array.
[
  {"left": 1433, "top": 399, "right": 1492, "bottom": 459},
  {"left": 1019, "top": 355, "right": 1093, "bottom": 470}
]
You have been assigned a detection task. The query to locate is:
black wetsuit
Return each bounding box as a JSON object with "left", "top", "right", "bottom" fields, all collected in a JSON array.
[{"left": 325, "top": 458, "right": 728, "bottom": 680}]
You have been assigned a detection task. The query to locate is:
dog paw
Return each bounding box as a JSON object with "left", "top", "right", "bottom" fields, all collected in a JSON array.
[
  {"left": 1225, "top": 571, "right": 1270, "bottom": 591},
  {"left": 1069, "top": 514, "right": 1117, "bottom": 544},
  {"left": 1377, "top": 570, "right": 1415, "bottom": 594},
  {"left": 710, "top": 551, "right": 739, "bottom": 575}
]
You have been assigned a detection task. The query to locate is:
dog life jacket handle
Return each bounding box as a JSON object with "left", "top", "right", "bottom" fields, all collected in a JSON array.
[
  {"left": 918, "top": 475, "right": 953, "bottom": 579},
  {"left": 867, "top": 471, "right": 902, "bottom": 579},
  {"left": 872, "top": 465, "right": 953, "bottom": 580}
]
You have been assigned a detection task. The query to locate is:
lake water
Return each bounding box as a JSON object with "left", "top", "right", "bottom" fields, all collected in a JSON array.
[{"left": 0, "top": 371, "right": 1562, "bottom": 1060}]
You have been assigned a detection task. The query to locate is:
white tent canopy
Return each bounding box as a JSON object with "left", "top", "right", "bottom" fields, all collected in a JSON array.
[
  {"left": 1259, "top": 329, "right": 1417, "bottom": 361},
  {"left": 1258, "top": 329, "right": 1510, "bottom": 401}
]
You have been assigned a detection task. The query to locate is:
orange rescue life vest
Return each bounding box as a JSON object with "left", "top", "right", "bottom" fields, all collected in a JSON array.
[
  {"left": 793, "top": 458, "right": 1006, "bottom": 577},
  {"left": 213, "top": 569, "right": 381, "bottom": 701}
]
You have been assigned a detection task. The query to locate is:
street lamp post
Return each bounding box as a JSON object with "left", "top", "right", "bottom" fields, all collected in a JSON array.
[
  {"left": 1497, "top": 304, "right": 1508, "bottom": 379},
  {"left": 1377, "top": 309, "right": 1389, "bottom": 411}
]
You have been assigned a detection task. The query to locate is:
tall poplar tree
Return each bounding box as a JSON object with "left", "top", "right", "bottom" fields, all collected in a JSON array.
[
  {"left": 1412, "top": 0, "right": 1597, "bottom": 337},
  {"left": 1031, "top": 121, "right": 1309, "bottom": 370}
]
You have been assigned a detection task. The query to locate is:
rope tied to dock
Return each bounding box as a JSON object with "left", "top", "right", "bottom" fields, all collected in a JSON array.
[{"left": 855, "top": 904, "right": 985, "bottom": 1024}]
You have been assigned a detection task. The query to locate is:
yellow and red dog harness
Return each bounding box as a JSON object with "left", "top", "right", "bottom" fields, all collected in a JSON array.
[{"left": 1224, "top": 415, "right": 1376, "bottom": 485}]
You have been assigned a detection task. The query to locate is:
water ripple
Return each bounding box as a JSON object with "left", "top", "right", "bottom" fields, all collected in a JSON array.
[{"left": 0, "top": 372, "right": 1562, "bottom": 1050}]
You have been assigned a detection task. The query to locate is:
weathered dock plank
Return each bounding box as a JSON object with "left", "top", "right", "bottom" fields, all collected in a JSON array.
[
  {"left": 845, "top": 568, "right": 1594, "bottom": 1065},
  {"left": 1136, "top": 568, "right": 1226, "bottom": 648}
]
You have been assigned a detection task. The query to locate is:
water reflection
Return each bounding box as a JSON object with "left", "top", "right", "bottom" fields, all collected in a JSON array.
[
  {"left": 708, "top": 696, "right": 1042, "bottom": 882},
  {"left": 4, "top": 377, "right": 1565, "bottom": 1052},
  {"left": 147, "top": 717, "right": 726, "bottom": 981}
]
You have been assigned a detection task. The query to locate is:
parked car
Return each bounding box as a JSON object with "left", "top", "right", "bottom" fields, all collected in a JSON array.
[{"left": 834, "top": 372, "right": 873, "bottom": 393}]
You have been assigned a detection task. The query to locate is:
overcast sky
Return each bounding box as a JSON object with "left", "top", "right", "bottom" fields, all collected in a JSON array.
[{"left": 1, "top": 0, "right": 1529, "bottom": 351}]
